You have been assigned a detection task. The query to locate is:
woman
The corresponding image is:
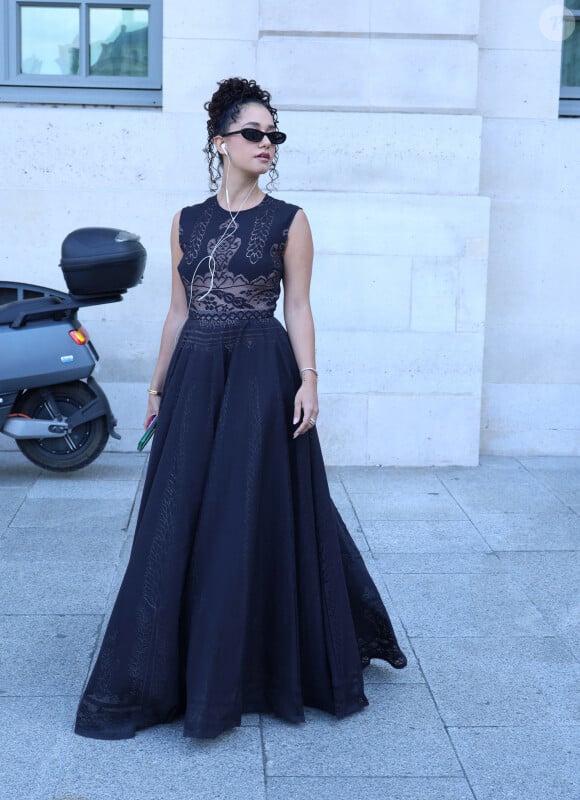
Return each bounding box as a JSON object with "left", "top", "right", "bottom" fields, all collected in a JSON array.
[{"left": 75, "top": 77, "right": 407, "bottom": 741}]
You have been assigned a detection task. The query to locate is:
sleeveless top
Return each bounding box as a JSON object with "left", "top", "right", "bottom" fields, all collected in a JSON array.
[{"left": 178, "top": 194, "right": 301, "bottom": 327}]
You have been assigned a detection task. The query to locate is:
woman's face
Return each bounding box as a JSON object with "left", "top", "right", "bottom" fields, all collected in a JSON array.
[{"left": 216, "top": 102, "right": 277, "bottom": 178}]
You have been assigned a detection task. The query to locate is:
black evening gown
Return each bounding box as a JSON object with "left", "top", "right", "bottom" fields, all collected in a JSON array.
[{"left": 75, "top": 194, "right": 407, "bottom": 741}]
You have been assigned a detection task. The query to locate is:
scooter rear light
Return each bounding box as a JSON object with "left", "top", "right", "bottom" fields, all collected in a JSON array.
[{"left": 69, "top": 327, "right": 89, "bottom": 345}]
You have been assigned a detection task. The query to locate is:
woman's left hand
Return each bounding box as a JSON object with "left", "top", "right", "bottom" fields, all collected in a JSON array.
[{"left": 292, "top": 378, "right": 319, "bottom": 439}]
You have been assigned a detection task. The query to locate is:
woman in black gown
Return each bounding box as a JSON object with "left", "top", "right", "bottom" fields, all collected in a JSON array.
[{"left": 75, "top": 77, "right": 407, "bottom": 741}]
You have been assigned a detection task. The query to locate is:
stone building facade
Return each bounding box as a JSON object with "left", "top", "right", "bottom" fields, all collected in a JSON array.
[{"left": 1, "top": 0, "right": 578, "bottom": 464}]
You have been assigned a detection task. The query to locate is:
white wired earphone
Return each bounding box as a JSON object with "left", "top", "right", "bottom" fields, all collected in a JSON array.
[{"left": 185, "top": 142, "right": 258, "bottom": 311}]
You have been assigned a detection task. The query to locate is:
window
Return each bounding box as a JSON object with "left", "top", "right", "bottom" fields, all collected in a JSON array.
[
  {"left": 0, "top": 0, "right": 162, "bottom": 106},
  {"left": 560, "top": 3, "right": 580, "bottom": 115}
]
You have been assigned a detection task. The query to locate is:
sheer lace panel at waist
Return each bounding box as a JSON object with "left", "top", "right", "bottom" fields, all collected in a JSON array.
[{"left": 180, "top": 266, "right": 282, "bottom": 321}]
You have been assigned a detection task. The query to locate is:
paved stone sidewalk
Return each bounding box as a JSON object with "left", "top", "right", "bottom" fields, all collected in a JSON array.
[{"left": 0, "top": 450, "right": 578, "bottom": 800}]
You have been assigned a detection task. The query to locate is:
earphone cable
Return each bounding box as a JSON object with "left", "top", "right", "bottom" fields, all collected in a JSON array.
[{"left": 175, "top": 160, "right": 258, "bottom": 344}]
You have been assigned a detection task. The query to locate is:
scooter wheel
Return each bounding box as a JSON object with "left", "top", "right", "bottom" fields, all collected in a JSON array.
[{"left": 14, "top": 382, "right": 109, "bottom": 472}]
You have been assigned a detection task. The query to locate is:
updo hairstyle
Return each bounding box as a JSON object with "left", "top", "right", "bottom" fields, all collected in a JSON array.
[{"left": 204, "top": 77, "right": 281, "bottom": 192}]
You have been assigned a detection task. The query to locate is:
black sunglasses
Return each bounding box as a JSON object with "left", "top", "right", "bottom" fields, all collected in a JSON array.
[{"left": 222, "top": 128, "right": 287, "bottom": 145}]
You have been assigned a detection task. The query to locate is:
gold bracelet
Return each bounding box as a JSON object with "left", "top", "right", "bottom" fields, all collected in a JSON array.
[{"left": 147, "top": 388, "right": 162, "bottom": 396}]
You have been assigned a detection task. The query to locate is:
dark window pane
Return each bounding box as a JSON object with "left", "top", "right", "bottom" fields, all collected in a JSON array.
[
  {"left": 20, "top": 5, "right": 80, "bottom": 75},
  {"left": 89, "top": 8, "right": 149, "bottom": 77},
  {"left": 562, "top": 19, "right": 580, "bottom": 86}
]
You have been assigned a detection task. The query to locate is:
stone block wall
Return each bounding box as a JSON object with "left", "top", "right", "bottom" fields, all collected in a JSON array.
[
  {"left": 1, "top": 0, "right": 489, "bottom": 464},
  {"left": 479, "top": 0, "right": 580, "bottom": 455},
  {"left": 256, "top": 0, "right": 488, "bottom": 464}
]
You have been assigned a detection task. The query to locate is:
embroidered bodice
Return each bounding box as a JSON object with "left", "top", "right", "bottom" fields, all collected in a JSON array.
[{"left": 178, "top": 195, "right": 301, "bottom": 326}]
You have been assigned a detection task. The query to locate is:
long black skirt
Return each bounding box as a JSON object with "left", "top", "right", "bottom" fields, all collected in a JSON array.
[{"left": 75, "top": 316, "right": 406, "bottom": 740}]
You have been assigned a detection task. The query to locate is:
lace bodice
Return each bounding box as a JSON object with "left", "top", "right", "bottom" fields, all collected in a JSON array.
[{"left": 178, "top": 195, "right": 301, "bottom": 326}]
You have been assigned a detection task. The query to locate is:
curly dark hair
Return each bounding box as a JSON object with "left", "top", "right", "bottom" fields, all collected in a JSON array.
[{"left": 203, "top": 77, "right": 281, "bottom": 192}]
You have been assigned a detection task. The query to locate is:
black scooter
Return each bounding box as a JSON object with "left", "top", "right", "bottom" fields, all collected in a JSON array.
[{"left": 0, "top": 228, "right": 146, "bottom": 471}]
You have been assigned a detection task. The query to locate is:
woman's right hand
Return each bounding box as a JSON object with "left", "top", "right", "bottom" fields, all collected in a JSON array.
[{"left": 143, "top": 395, "right": 161, "bottom": 429}]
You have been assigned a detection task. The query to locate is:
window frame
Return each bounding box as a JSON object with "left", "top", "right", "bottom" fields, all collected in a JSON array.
[
  {"left": 560, "top": 8, "right": 580, "bottom": 116},
  {"left": 0, "top": 0, "right": 162, "bottom": 107}
]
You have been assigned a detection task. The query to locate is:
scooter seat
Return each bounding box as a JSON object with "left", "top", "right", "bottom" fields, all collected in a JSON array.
[{"left": 0, "top": 295, "right": 68, "bottom": 326}]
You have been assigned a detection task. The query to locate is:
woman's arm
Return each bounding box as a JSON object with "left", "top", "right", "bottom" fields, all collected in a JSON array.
[
  {"left": 143, "top": 211, "right": 189, "bottom": 427},
  {"left": 282, "top": 209, "right": 319, "bottom": 439}
]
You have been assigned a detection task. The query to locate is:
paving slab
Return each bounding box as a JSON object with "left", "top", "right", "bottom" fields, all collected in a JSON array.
[
  {"left": 361, "top": 519, "right": 491, "bottom": 553},
  {"left": 0, "top": 614, "right": 102, "bottom": 697},
  {"left": 496, "top": 551, "right": 580, "bottom": 636},
  {"left": 0, "top": 697, "right": 266, "bottom": 800},
  {"left": 10, "top": 497, "right": 134, "bottom": 530},
  {"left": 0, "top": 561, "right": 117, "bottom": 614},
  {"left": 53, "top": 722, "right": 267, "bottom": 800},
  {"left": 411, "top": 635, "right": 580, "bottom": 726},
  {"left": 563, "top": 633, "right": 580, "bottom": 661},
  {"left": 519, "top": 456, "right": 580, "bottom": 506},
  {"left": 469, "top": 456, "right": 523, "bottom": 469},
  {"left": 382, "top": 572, "right": 551, "bottom": 637},
  {"left": 0, "top": 697, "right": 73, "bottom": 800},
  {"left": 442, "top": 457, "right": 529, "bottom": 474},
  {"left": 0, "top": 451, "right": 40, "bottom": 486},
  {"left": 438, "top": 467, "right": 566, "bottom": 514},
  {"left": 265, "top": 776, "right": 474, "bottom": 800},
  {"left": 349, "top": 490, "right": 466, "bottom": 522},
  {"left": 1, "top": 455, "right": 579, "bottom": 799},
  {"left": 53, "top": 451, "right": 149, "bottom": 482},
  {"left": 518, "top": 456, "right": 580, "bottom": 470},
  {"left": 339, "top": 467, "right": 445, "bottom": 493},
  {"left": 26, "top": 478, "right": 141, "bottom": 500},
  {"left": 374, "top": 552, "right": 506, "bottom": 574},
  {"left": 0, "top": 525, "right": 126, "bottom": 563},
  {"left": 448, "top": 725, "right": 580, "bottom": 800},
  {"left": 0, "top": 487, "right": 27, "bottom": 531},
  {"left": 262, "top": 684, "right": 462, "bottom": 778},
  {"left": 469, "top": 510, "right": 580, "bottom": 551}
]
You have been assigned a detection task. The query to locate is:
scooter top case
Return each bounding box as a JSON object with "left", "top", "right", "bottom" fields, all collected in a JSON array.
[
  {"left": 0, "top": 291, "right": 98, "bottom": 393},
  {"left": 60, "top": 227, "right": 146, "bottom": 297}
]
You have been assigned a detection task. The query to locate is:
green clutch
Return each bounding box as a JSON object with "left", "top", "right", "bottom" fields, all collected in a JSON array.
[{"left": 137, "top": 416, "right": 157, "bottom": 451}]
